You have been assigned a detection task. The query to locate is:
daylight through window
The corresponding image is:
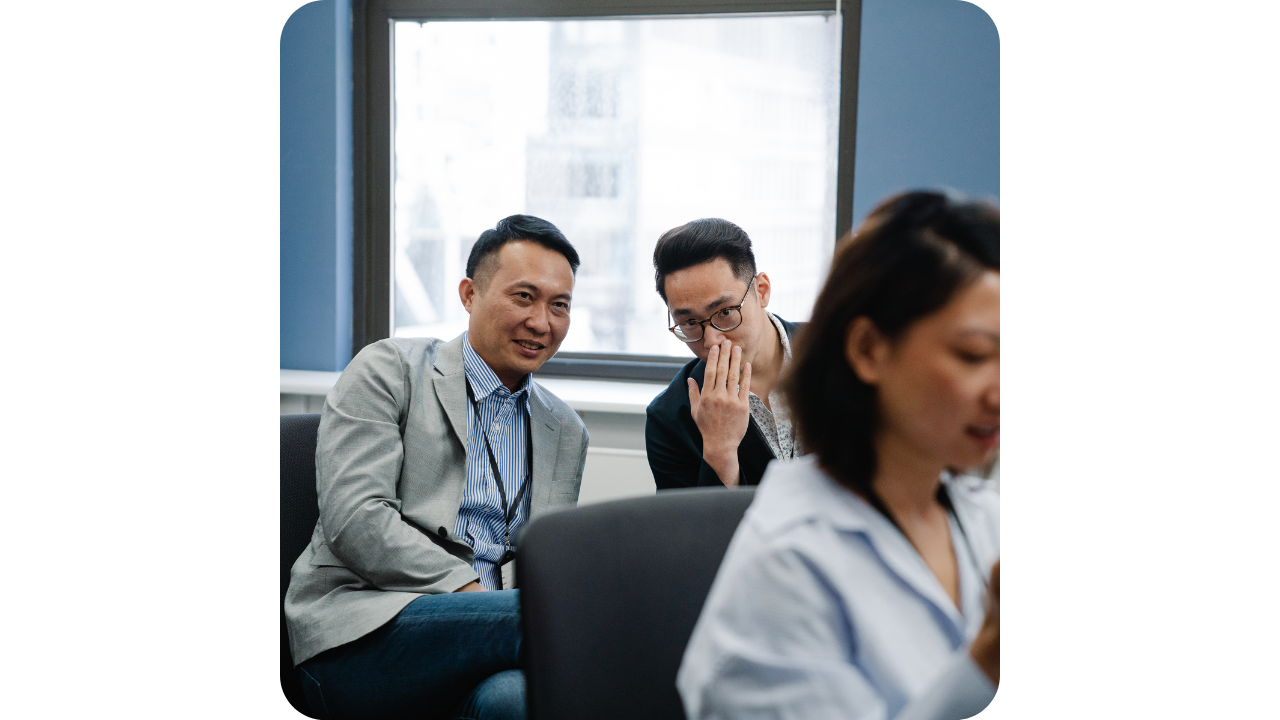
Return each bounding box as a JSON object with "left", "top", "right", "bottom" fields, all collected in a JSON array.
[{"left": 392, "top": 15, "right": 840, "bottom": 357}]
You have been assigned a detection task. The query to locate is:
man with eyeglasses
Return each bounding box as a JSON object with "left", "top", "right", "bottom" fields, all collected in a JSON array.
[{"left": 645, "top": 218, "right": 802, "bottom": 489}]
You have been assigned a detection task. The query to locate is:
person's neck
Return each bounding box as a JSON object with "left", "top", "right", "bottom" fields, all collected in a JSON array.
[
  {"left": 869, "top": 431, "right": 946, "bottom": 520},
  {"left": 747, "top": 313, "right": 785, "bottom": 397},
  {"left": 467, "top": 337, "right": 528, "bottom": 393},
  {"left": 496, "top": 372, "right": 527, "bottom": 393}
]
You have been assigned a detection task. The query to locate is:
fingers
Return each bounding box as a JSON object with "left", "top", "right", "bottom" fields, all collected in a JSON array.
[
  {"left": 727, "top": 345, "right": 742, "bottom": 391},
  {"left": 740, "top": 361, "right": 752, "bottom": 398},
  {"left": 687, "top": 377, "right": 701, "bottom": 418},
  {"left": 716, "top": 340, "right": 733, "bottom": 390},
  {"left": 703, "top": 343, "right": 720, "bottom": 392}
]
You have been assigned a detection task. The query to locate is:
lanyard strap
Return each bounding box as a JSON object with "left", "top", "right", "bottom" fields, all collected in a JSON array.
[{"left": 465, "top": 378, "right": 533, "bottom": 547}]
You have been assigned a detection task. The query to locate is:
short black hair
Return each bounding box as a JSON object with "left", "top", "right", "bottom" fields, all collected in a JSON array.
[
  {"left": 652, "top": 218, "right": 757, "bottom": 302},
  {"left": 466, "top": 215, "right": 580, "bottom": 289}
]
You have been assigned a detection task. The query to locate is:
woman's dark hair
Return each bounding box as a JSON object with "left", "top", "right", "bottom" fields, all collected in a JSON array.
[
  {"left": 652, "top": 218, "right": 757, "bottom": 302},
  {"left": 466, "top": 214, "right": 580, "bottom": 289},
  {"left": 782, "top": 190, "right": 999, "bottom": 494}
]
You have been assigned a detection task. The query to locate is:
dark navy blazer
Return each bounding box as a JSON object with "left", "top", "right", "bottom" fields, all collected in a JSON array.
[{"left": 645, "top": 317, "right": 801, "bottom": 490}]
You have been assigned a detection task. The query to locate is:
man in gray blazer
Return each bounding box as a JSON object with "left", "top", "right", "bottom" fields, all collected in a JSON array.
[{"left": 285, "top": 215, "right": 589, "bottom": 720}]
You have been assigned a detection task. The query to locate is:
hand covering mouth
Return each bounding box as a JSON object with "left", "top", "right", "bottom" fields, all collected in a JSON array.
[{"left": 514, "top": 340, "right": 545, "bottom": 350}]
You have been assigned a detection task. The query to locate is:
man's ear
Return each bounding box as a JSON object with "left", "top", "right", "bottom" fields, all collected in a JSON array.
[
  {"left": 845, "top": 316, "right": 888, "bottom": 384},
  {"left": 754, "top": 272, "right": 771, "bottom": 308},
  {"left": 459, "top": 277, "right": 477, "bottom": 314}
]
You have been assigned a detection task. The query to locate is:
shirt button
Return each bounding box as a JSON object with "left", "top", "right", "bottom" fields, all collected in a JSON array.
[{"left": 438, "top": 526, "right": 448, "bottom": 538}]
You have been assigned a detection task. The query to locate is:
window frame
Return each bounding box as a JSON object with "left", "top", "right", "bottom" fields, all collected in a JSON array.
[{"left": 352, "top": 0, "right": 862, "bottom": 381}]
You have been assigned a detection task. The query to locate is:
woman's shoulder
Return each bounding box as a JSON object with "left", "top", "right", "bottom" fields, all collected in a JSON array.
[
  {"left": 740, "top": 457, "right": 880, "bottom": 549},
  {"left": 707, "top": 459, "right": 870, "bottom": 605}
]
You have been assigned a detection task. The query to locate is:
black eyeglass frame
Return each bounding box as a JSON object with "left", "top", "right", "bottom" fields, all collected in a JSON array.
[{"left": 667, "top": 276, "right": 758, "bottom": 343}]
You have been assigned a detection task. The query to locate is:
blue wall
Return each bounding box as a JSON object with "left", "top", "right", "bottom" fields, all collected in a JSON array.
[
  {"left": 280, "top": 0, "right": 352, "bottom": 371},
  {"left": 851, "top": 0, "right": 999, "bottom": 226}
]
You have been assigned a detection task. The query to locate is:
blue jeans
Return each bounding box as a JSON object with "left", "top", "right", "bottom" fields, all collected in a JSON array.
[{"left": 298, "top": 590, "right": 524, "bottom": 720}]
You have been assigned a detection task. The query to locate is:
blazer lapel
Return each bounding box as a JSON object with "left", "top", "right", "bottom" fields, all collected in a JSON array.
[
  {"left": 431, "top": 335, "right": 470, "bottom": 447},
  {"left": 528, "top": 384, "right": 562, "bottom": 513},
  {"left": 740, "top": 420, "right": 776, "bottom": 483}
]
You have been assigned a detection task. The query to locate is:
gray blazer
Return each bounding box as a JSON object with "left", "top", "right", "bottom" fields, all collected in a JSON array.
[{"left": 284, "top": 334, "right": 589, "bottom": 666}]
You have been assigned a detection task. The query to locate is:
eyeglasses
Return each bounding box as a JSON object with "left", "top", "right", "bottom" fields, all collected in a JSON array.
[{"left": 668, "top": 277, "right": 756, "bottom": 343}]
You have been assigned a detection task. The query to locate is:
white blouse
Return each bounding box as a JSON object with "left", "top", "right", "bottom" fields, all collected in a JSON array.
[{"left": 678, "top": 456, "right": 999, "bottom": 720}]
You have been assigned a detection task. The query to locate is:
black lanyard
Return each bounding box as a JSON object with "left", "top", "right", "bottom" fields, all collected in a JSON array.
[{"left": 465, "top": 378, "right": 533, "bottom": 549}]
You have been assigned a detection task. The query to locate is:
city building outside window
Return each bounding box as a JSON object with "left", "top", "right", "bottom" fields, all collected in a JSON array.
[{"left": 394, "top": 16, "right": 840, "bottom": 357}]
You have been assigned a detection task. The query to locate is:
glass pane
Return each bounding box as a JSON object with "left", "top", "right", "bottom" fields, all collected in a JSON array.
[{"left": 393, "top": 15, "right": 840, "bottom": 357}]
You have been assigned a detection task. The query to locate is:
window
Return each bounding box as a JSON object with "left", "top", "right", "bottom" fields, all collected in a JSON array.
[{"left": 354, "top": 0, "right": 860, "bottom": 380}]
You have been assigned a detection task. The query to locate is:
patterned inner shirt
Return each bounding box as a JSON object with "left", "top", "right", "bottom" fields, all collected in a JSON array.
[
  {"left": 748, "top": 312, "right": 798, "bottom": 461},
  {"left": 453, "top": 335, "right": 533, "bottom": 590}
]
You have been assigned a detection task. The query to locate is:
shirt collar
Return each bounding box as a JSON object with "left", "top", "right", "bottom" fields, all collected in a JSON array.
[
  {"left": 766, "top": 311, "right": 792, "bottom": 365},
  {"left": 755, "top": 458, "right": 974, "bottom": 630},
  {"left": 462, "top": 333, "right": 530, "bottom": 403}
]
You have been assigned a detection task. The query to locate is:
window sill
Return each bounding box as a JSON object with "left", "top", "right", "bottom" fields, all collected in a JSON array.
[{"left": 281, "top": 369, "right": 668, "bottom": 415}]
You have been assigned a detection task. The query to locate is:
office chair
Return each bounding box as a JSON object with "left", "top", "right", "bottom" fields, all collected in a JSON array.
[
  {"left": 280, "top": 413, "right": 322, "bottom": 718},
  {"left": 518, "top": 487, "right": 758, "bottom": 720}
]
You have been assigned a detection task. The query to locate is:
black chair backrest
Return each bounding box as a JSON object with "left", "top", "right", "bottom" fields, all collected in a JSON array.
[
  {"left": 519, "top": 487, "right": 757, "bottom": 720},
  {"left": 280, "top": 413, "right": 321, "bottom": 717}
]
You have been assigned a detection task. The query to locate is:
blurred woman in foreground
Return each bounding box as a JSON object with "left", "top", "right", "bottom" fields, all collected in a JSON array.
[{"left": 678, "top": 191, "right": 1000, "bottom": 720}]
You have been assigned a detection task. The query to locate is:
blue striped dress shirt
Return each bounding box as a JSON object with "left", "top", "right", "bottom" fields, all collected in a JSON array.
[{"left": 455, "top": 335, "right": 533, "bottom": 590}]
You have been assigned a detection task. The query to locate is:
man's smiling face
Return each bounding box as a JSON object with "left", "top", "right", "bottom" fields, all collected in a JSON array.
[{"left": 460, "top": 240, "right": 575, "bottom": 389}]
